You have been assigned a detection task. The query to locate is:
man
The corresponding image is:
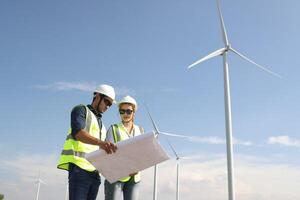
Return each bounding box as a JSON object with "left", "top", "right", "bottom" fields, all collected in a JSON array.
[{"left": 57, "top": 84, "right": 117, "bottom": 200}]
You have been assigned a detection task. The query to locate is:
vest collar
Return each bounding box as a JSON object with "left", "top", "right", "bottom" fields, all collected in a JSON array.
[
  {"left": 87, "top": 104, "right": 102, "bottom": 118},
  {"left": 118, "top": 122, "right": 136, "bottom": 136}
]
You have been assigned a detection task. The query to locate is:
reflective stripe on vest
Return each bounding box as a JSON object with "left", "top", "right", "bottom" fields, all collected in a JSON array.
[
  {"left": 112, "top": 123, "right": 144, "bottom": 183},
  {"left": 57, "top": 105, "right": 103, "bottom": 172}
]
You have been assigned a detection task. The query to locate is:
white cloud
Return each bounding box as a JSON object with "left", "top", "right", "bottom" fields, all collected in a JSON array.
[
  {"left": 268, "top": 135, "right": 300, "bottom": 147},
  {"left": 34, "top": 82, "right": 136, "bottom": 97},
  {"left": 189, "top": 136, "right": 226, "bottom": 144},
  {"left": 34, "top": 81, "right": 95, "bottom": 92},
  {"left": 1, "top": 152, "right": 299, "bottom": 200},
  {"left": 140, "top": 154, "right": 300, "bottom": 200},
  {"left": 232, "top": 138, "right": 253, "bottom": 146},
  {"left": 0, "top": 153, "right": 67, "bottom": 200},
  {"left": 188, "top": 136, "right": 253, "bottom": 146}
]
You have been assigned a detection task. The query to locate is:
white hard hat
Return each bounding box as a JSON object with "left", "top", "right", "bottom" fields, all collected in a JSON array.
[
  {"left": 118, "top": 95, "right": 138, "bottom": 111},
  {"left": 94, "top": 84, "right": 116, "bottom": 102}
]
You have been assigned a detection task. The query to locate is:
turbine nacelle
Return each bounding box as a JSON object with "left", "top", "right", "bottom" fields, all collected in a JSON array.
[{"left": 225, "top": 44, "right": 231, "bottom": 52}]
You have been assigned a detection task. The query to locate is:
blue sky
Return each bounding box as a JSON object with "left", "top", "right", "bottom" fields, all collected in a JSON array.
[{"left": 1, "top": 0, "right": 300, "bottom": 199}]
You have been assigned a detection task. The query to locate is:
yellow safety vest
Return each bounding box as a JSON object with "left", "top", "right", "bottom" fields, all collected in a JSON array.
[
  {"left": 111, "top": 123, "right": 144, "bottom": 183},
  {"left": 57, "top": 105, "right": 106, "bottom": 172}
]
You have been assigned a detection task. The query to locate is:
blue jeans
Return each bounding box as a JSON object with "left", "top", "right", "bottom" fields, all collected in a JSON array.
[
  {"left": 104, "top": 179, "right": 140, "bottom": 200},
  {"left": 68, "top": 164, "right": 101, "bottom": 200}
]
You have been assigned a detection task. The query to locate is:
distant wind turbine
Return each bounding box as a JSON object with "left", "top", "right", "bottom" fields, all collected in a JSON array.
[
  {"left": 187, "top": 1, "right": 281, "bottom": 200},
  {"left": 34, "top": 171, "right": 46, "bottom": 200},
  {"left": 145, "top": 105, "right": 191, "bottom": 200},
  {"left": 166, "top": 140, "right": 192, "bottom": 200},
  {"left": 0, "top": 181, "right": 18, "bottom": 193}
]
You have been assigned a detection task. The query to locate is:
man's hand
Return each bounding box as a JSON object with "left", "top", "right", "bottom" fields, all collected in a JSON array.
[
  {"left": 129, "top": 172, "right": 138, "bottom": 176},
  {"left": 74, "top": 130, "right": 117, "bottom": 153},
  {"left": 99, "top": 141, "right": 117, "bottom": 154}
]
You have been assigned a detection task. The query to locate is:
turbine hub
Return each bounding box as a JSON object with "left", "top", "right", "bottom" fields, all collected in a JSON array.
[{"left": 225, "top": 44, "right": 231, "bottom": 51}]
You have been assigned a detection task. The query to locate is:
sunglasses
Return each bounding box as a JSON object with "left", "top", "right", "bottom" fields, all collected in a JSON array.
[
  {"left": 119, "top": 109, "right": 133, "bottom": 115},
  {"left": 103, "top": 98, "right": 113, "bottom": 107}
]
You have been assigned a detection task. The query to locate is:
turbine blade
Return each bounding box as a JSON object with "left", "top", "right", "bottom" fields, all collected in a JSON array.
[
  {"left": 181, "top": 156, "right": 193, "bottom": 160},
  {"left": 166, "top": 139, "right": 179, "bottom": 159},
  {"left": 230, "top": 47, "right": 282, "bottom": 78},
  {"left": 217, "top": 0, "right": 229, "bottom": 45},
  {"left": 39, "top": 179, "right": 46, "bottom": 185},
  {"left": 144, "top": 104, "right": 160, "bottom": 135},
  {"left": 159, "top": 131, "right": 193, "bottom": 139},
  {"left": 188, "top": 48, "right": 226, "bottom": 69}
]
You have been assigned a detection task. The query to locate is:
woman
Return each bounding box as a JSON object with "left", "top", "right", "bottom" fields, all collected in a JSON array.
[{"left": 105, "top": 95, "right": 144, "bottom": 200}]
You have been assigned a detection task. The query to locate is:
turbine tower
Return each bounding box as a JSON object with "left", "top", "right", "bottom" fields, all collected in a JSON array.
[
  {"left": 34, "top": 171, "right": 46, "bottom": 200},
  {"left": 187, "top": 1, "right": 280, "bottom": 200},
  {"left": 64, "top": 182, "right": 68, "bottom": 200}
]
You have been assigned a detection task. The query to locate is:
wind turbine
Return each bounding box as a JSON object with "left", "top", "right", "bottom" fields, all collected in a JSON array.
[
  {"left": 166, "top": 140, "right": 192, "bottom": 200},
  {"left": 187, "top": 1, "right": 281, "bottom": 200},
  {"left": 34, "top": 171, "right": 46, "bottom": 200},
  {"left": 145, "top": 105, "right": 191, "bottom": 200},
  {"left": 0, "top": 181, "right": 18, "bottom": 194}
]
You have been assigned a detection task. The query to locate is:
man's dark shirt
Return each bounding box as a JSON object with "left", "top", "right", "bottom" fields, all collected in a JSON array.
[{"left": 71, "top": 104, "right": 102, "bottom": 138}]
